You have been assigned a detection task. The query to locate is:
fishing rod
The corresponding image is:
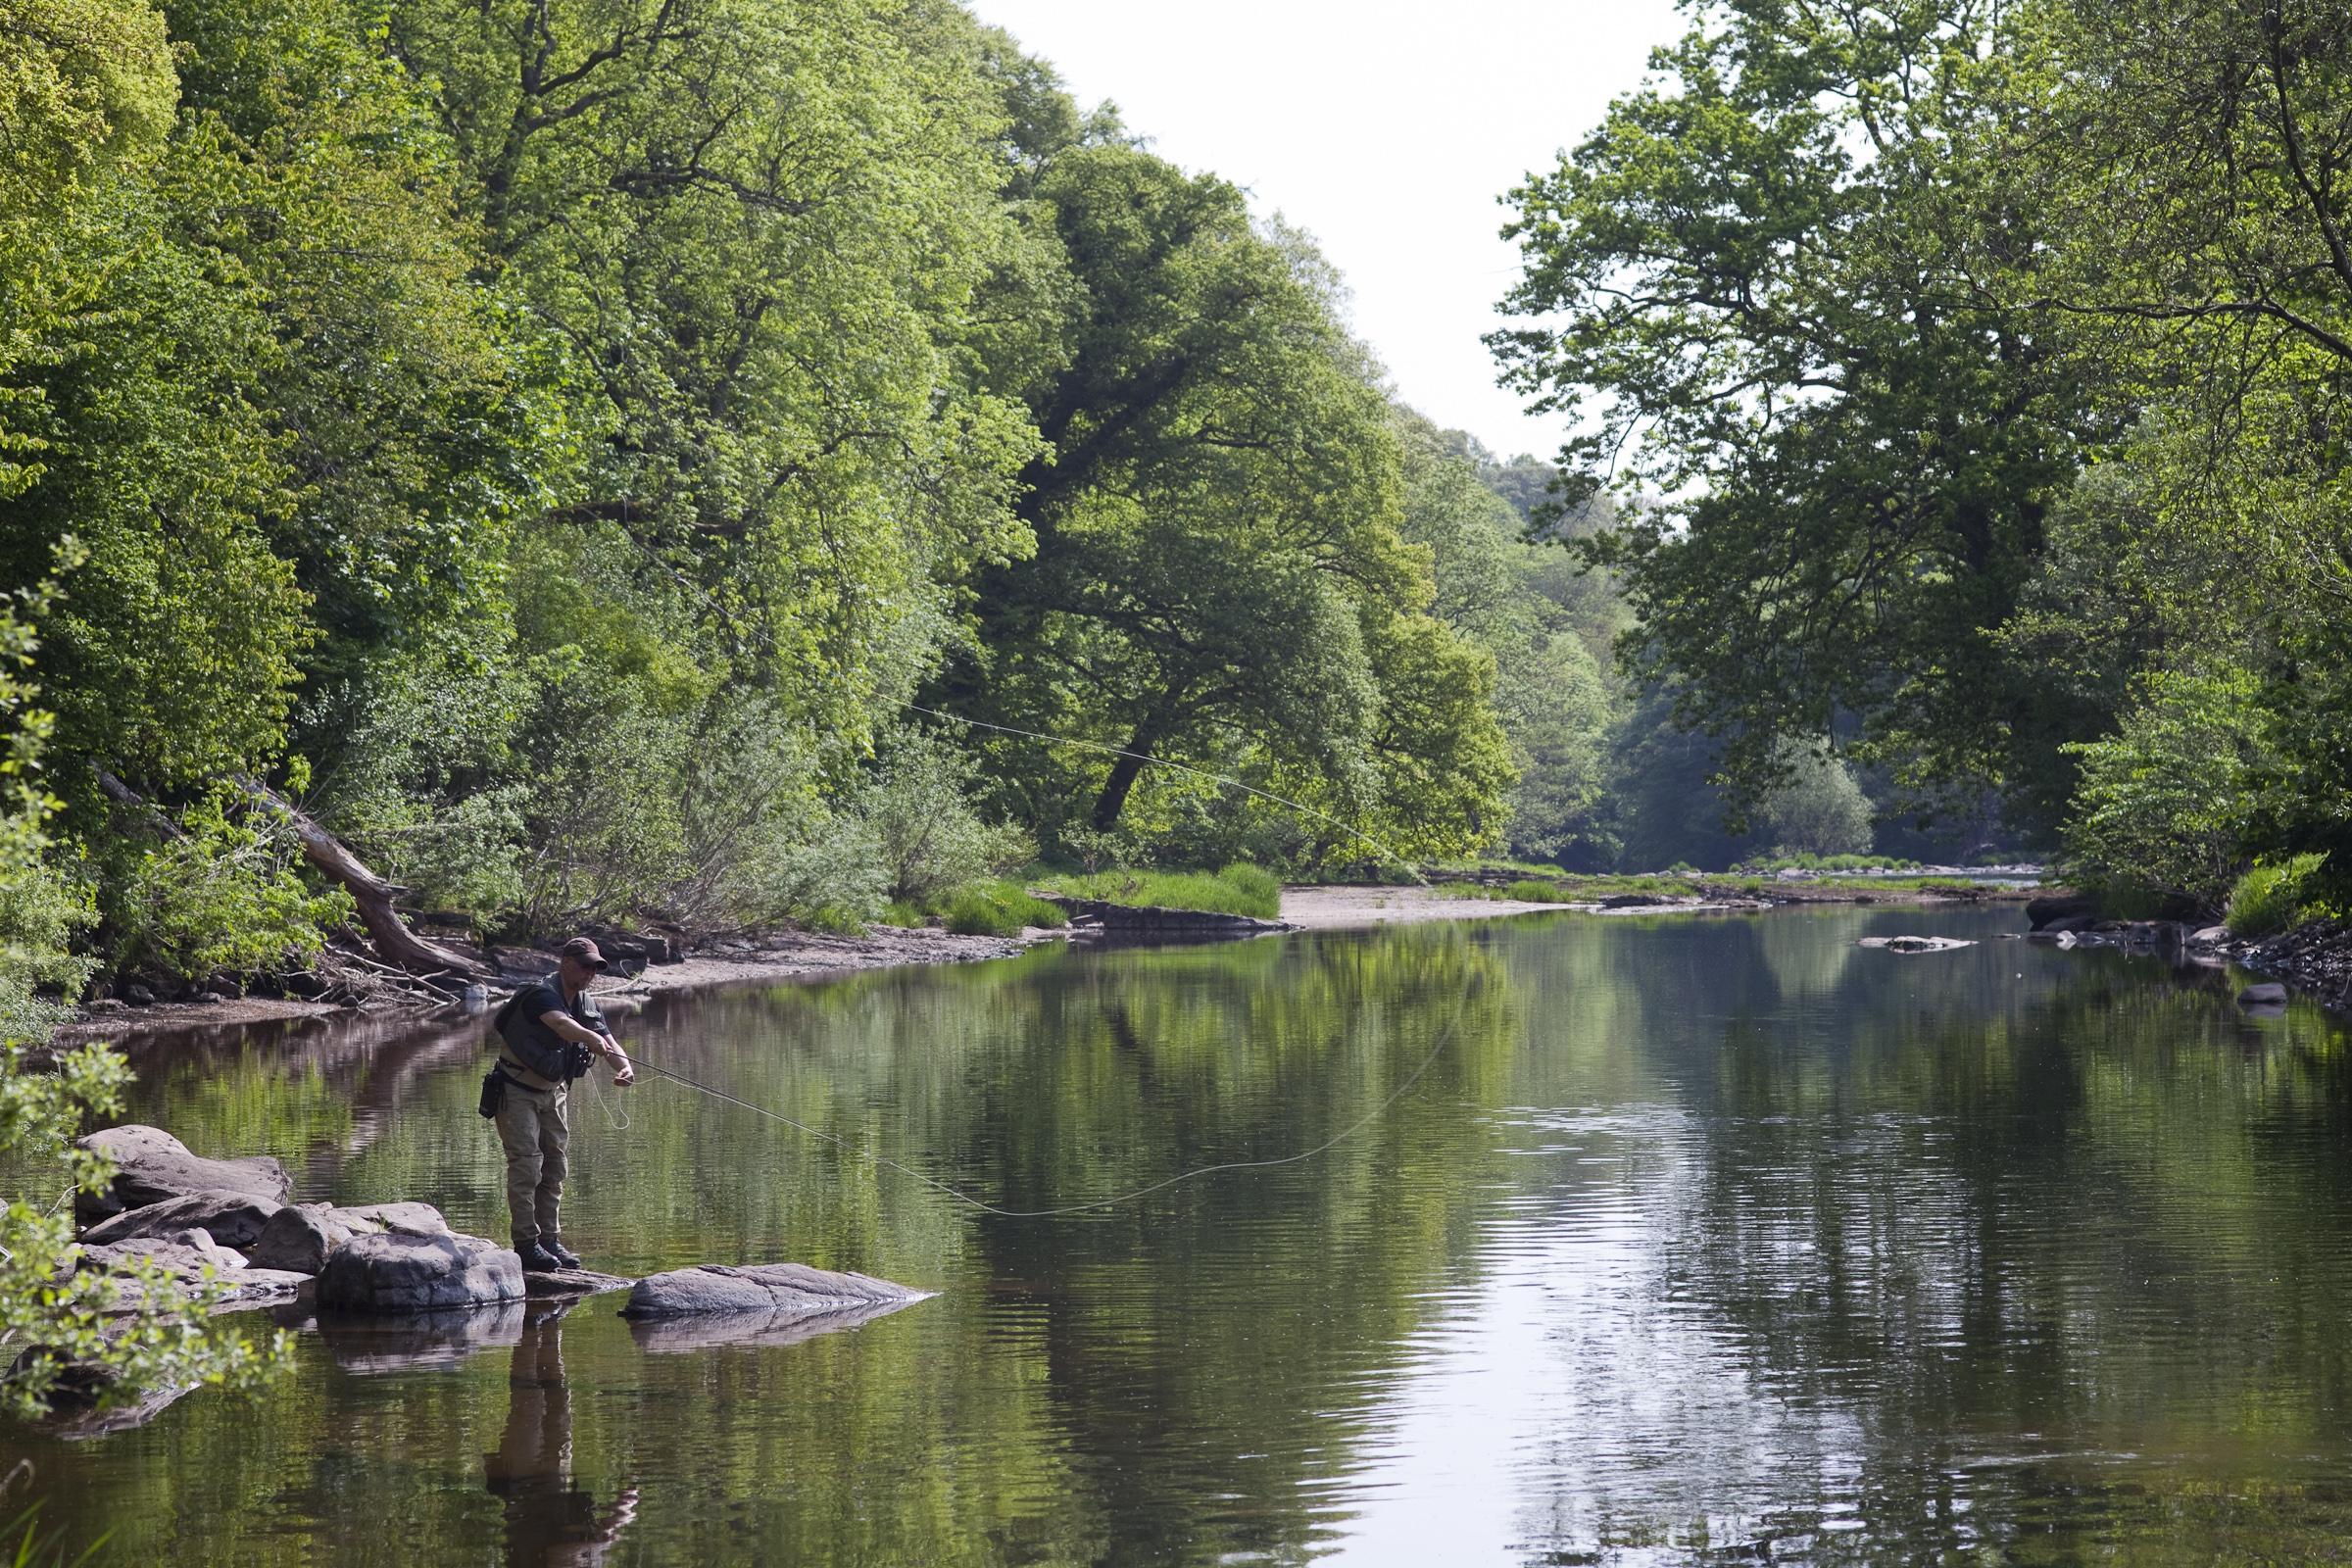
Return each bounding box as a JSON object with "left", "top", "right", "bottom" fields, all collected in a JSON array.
[{"left": 605, "top": 1021, "right": 1462, "bottom": 1220}]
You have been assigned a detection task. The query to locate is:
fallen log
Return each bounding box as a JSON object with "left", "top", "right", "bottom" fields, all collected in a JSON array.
[{"left": 234, "top": 776, "right": 489, "bottom": 978}]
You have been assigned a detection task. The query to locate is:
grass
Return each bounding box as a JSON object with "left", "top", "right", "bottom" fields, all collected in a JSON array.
[
  {"left": 1033, "top": 863, "right": 1283, "bottom": 920},
  {"left": 880, "top": 880, "right": 1070, "bottom": 938},
  {"left": 2226, "top": 854, "right": 2329, "bottom": 938}
]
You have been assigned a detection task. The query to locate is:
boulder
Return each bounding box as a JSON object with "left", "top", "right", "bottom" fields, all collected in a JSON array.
[
  {"left": 2237, "top": 982, "right": 2290, "bottom": 1006},
  {"left": 246, "top": 1200, "right": 451, "bottom": 1276},
  {"left": 2190, "top": 925, "right": 2230, "bottom": 947},
  {"left": 621, "top": 1262, "right": 924, "bottom": 1321},
  {"left": 2027, "top": 896, "right": 2098, "bottom": 931},
  {"left": 74, "top": 1125, "right": 291, "bottom": 1226},
  {"left": 1859, "top": 936, "right": 1976, "bottom": 955},
  {"left": 76, "top": 1233, "right": 312, "bottom": 1307},
  {"left": 81, "top": 1189, "right": 281, "bottom": 1250},
  {"left": 317, "top": 1230, "right": 523, "bottom": 1313}
]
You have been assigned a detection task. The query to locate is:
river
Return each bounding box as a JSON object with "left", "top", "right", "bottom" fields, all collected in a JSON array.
[{"left": 6, "top": 904, "right": 2351, "bottom": 1565}]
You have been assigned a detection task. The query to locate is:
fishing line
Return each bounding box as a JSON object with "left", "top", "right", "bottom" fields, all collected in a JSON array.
[{"left": 615, "top": 1019, "right": 1461, "bottom": 1219}]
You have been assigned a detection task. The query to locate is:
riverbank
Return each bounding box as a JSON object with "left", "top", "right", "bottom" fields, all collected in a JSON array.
[
  {"left": 63, "top": 878, "right": 2046, "bottom": 1042},
  {"left": 56, "top": 923, "right": 1046, "bottom": 1044}
]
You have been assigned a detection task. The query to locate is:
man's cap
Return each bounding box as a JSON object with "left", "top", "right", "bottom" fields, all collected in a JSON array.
[{"left": 559, "top": 936, "right": 610, "bottom": 970}]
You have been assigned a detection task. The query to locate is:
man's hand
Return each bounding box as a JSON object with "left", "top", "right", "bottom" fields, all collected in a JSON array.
[{"left": 605, "top": 1040, "right": 635, "bottom": 1088}]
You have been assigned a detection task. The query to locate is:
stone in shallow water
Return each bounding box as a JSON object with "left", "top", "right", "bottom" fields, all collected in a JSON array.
[
  {"left": 76, "top": 1234, "right": 312, "bottom": 1307},
  {"left": 627, "top": 1293, "right": 924, "bottom": 1353},
  {"left": 620, "top": 1262, "right": 924, "bottom": 1320},
  {"left": 81, "top": 1189, "right": 281, "bottom": 1250},
  {"left": 317, "top": 1230, "right": 524, "bottom": 1313},
  {"left": 524, "top": 1266, "right": 635, "bottom": 1299},
  {"left": 246, "top": 1200, "right": 453, "bottom": 1275},
  {"left": 2238, "top": 982, "right": 2290, "bottom": 1006},
  {"left": 73, "top": 1125, "right": 291, "bottom": 1225},
  {"left": 1858, "top": 936, "right": 1977, "bottom": 955}
]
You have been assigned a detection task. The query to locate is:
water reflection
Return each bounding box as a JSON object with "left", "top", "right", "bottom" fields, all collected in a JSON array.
[
  {"left": 484, "top": 1308, "right": 638, "bottom": 1568},
  {"left": 11, "top": 908, "right": 2352, "bottom": 1563}
]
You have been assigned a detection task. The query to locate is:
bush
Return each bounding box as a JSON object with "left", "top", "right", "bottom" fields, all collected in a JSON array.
[
  {"left": 1761, "top": 743, "right": 1875, "bottom": 858},
  {"left": 2063, "top": 667, "right": 2264, "bottom": 911},
  {"left": 112, "top": 794, "right": 354, "bottom": 981},
  {"left": 1506, "top": 878, "right": 1573, "bottom": 903},
  {"left": 2227, "top": 854, "right": 2328, "bottom": 938},
  {"left": 858, "top": 731, "right": 1034, "bottom": 906}
]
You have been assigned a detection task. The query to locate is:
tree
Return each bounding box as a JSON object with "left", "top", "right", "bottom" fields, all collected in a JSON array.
[
  {"left": 1493, "top": 0, "right": 2091, "bottom": 825},
  {"left": 1760, "top": 744, "right": 1875, "bottom": 858}
]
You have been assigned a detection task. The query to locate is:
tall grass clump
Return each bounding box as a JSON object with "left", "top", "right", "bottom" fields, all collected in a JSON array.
[
  {"left": 1041, "top": 863, "right": 1282, "bottom": 919},
  {"left": 2226, "top": 854, "right": 2328, "bottom": 938},
  {"left": 933, "top": 882, "right": 1069, "bottom": 937},
  {"left": 1506, "top": 879, "right": 1574, "bottom": 904}
]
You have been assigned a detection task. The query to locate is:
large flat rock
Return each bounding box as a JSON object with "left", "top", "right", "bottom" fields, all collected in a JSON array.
[
  {"left": 82, "top": 1188, "right": 282, "bottom": 1250},
  {"left": 74, "top": 1125, "right": 291, "bottom": 1225},
  {"left": 627, "top": 1293, "right": 923, "bottom": 1353},
  {"left": 621, "top": 1262, "right": 925, "bottom": 1321},
  {"left": 317, "top": 1230, "right": 524, "bottom": 1314}
]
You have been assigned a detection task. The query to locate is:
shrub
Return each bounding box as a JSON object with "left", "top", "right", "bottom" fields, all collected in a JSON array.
[
  {"left": 858, "top": 731, "right": 1034, "bottom": 906},
  {"left": 2063, "top": 667, "right": 2264, "bottom": 912},
  {"left": 112, "top": 794, "right": 354, "bottom": 981},
  {"left": 1761, "top": 743, "right": 1875, "bottom": 858},
  {"left": 2227, "top": 854, "right": 2328, "bottom": 938},
  {"left": 881, "top": 899, "right": 929, "bottom": 928},
  {"left": 1506, "top": 878, "right": 1572, "bottom": 903}
]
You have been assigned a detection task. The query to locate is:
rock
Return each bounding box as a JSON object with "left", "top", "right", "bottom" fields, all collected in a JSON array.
[
  {"left": 82, "top": 999, "right": 127, "bottom": 1015},
  {"left": 2044, "top": 913, "right": 2098, "bottom": 935},
  {"left": 81, "top": 1189, "right": 281, "bottom": 1250},
  {"left": 317, "top": 1230, "right": 523, "bottom": 1314},
  {"left": 1596, "top": 893, "right": 1677, "bottom": 909},
  {"left": 319, "top": 1300, "right": 526, "bottom": 1374},
  {"left": 524, "top": 1267, "right": 634, "bottom": 1299},
  {"left": 76, "top": 1234, "right": 312, "bottom": 1307},
  {"left": 122, "top": 984, "right": 158, "bottom": 1006},
  {"left": 1859, "top": 936, "right": 1976, "bottom": 955},
  {"left": 621, "top": 1261, "right": 925, "bottom": 1321},
  {"left": 245, "top": 1203, "right": 339, "bottom": 1274},
  {"left": 2237, "top": 982, "right": 2290, "bottom": 1006},
  {"left": 245, "top": 1200, "right": 451, "bottom": 1276},
  {"left": 2191, "top": 925, "right": 2230, "bottom": 947},
  {"left": 74, "top": 1125, "right": 292, "bottom": 1226},
  {"left": 2027, "top": 896, "right": 2098, "bottom": 931}
]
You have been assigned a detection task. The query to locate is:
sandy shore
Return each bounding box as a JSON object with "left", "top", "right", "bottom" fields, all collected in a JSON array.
[{"left": 1277, "top": 885, "right": 1576, "bottom": 929}]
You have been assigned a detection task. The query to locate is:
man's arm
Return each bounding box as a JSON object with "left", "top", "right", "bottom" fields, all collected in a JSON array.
[{"left": 534, "top": 1010, "right": 637, "bottom": 1086}]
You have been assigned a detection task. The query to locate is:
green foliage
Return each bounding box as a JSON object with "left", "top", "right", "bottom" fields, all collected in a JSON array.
[
  {"left": 2062, "top": 669, "right": 2266, "bottom": 914},
  {"left": 1038, "top": 864, "right": 1284, "bottom": 921},
  {"left": 1760, "top": 744, "right": 1875, "bottom": 859},
  {"left": 856, "top": 732, "right": 1034, "bottom": 907},
  {"left": 111, "top": 791, "right": 354, "bottom": 980},
  {"left": 2226, "top": 856, "right": 2329, "bottom": 940},
  {"left": 940, "top": 883, "right": 1067, "bottom": 938},
  {"left": 0, "top": 565, "right": 285, "bottom": 1417}
]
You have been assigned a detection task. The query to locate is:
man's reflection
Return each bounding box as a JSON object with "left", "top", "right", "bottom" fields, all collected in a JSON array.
[{"left": 484, "top": 1303, "right": 637, "bottom": 1565}]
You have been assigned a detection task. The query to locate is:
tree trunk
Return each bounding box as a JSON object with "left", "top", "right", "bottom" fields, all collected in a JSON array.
[
  {"left": 1090, "top": 718, "right": 1162, "bottom": 831},
  {"left": 235, "top": 776, "right": 489, "bottom": 977}
]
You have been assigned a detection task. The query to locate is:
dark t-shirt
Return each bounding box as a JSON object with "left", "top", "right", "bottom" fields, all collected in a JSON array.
[{"left": 498, "top": 981, "right": 607, "bottom": 1088}]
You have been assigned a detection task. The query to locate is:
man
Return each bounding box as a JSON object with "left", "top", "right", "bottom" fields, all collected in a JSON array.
[{"left": 493, "top": 936, "right": 635, "bottom": 1271}]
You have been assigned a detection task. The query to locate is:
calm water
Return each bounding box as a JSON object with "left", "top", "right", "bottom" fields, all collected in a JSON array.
[{"left": 9, "top": 905, "right": 2352, "bottom": 1565}]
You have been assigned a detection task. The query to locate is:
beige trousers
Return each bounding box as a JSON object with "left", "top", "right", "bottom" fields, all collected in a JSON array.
[{"left": 494, "top": 1078, "right": 569, "bottom": 1244}]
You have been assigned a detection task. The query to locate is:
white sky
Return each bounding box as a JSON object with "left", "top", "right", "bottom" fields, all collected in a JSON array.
[{"left": 967, "top": 0, "right": 1689, "bottom": 461}]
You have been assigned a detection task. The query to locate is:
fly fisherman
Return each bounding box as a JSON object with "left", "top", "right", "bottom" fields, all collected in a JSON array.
[{"left": 481, "top": 937, "right": 635, "bottom": 1272}]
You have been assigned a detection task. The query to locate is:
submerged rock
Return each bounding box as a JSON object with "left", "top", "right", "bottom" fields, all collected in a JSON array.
[
  {"left": 81, "top": 1189, "right": 281, "bottom": 1250},
  {"left": 628, "top": 1292, "right": 922, "bottom": 1353},
  {"left": 1859, "top": 936, "right": 1977, "bottom": 956},
  {"left": 317, "top": 1230, "right": 523, "bottom": 1313},
  {"left": 621, "top": 1262, "right": 924, "bottom": 1321},
  {"left": 74, "top": 1125, "right": 292, "bottom": 1226},
  {"left": 2237, "top": 982, "right": 2290, "bottom": 1006}
]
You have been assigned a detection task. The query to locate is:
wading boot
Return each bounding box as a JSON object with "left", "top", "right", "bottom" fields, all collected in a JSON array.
[
  {"left": 542, "top": 1237, "right": 583, "bottom": 1270},
  {"left": 516, "top": 1239, "right": 564, "bottom": 1273}
]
